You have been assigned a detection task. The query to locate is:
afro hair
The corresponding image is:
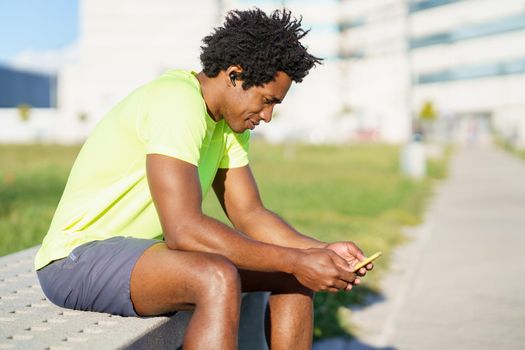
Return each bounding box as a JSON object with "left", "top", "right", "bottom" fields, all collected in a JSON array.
[{"left": 200, "top": 8, "right": 322, "bottom": 89}]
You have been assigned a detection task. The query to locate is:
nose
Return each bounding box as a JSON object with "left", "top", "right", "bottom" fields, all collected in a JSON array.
[{"left": 259, "top": 105, "right": 274, "bottom": 123}]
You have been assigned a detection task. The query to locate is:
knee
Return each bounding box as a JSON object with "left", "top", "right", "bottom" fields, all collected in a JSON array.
[{"left": 199, "top": 255, "right": 241, "bottom": 299}]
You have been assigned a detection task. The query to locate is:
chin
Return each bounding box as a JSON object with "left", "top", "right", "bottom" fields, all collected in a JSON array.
[
  {"left": 234, "top": 126, "right": 248, "bottom": 133},
  {"left": 223, "top": 114, "right": 248, "bottom": 133},
  {"left": 224, "top": 121, "right": 244, "bottom": 133}
]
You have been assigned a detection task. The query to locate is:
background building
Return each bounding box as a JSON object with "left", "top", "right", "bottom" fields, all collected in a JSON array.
[
  {"left": 0, "top": 66, "right": 58, "bottom": 143},
  {"left": 409, "top": 0, "right": 525, "bottom": 147},
  {"left": 57, "top": 0, "right": 223, "bottom": 141},
  {"left": 67, "top": 0, "right": 350, "bottom": 144},
  {"left": 0, "top": 66, "right": 56, "bottom": 108},
  {"left": 1, "top": 0, "right": 524, "bottom": 147},
  {"left": 339, "top": 0, "right": 411, "bottom": 142}
]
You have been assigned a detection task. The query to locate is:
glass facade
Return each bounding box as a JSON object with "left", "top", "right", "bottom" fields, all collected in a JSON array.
[
  {"left": 411, "top": 14, "right": 525, "bottom": 48},
  {"left": 417, "top": 57, "right": 525, "bottom": 84},
  {"left": 339, "top": 17, "right": 366, "bottom": 31},
  {"left": 0, "top": 66, "right": 57, "bottom": 108},
  {"left": 409, "top": 0, "right": 461, "bottom": 13}
]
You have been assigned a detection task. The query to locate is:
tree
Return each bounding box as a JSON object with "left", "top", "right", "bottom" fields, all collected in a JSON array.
[{"left": 17, "top": 104, "right": 31, "bottom": 122}]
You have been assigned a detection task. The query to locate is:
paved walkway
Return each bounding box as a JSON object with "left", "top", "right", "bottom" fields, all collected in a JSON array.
[{"left": 315, "top": 144, "right": 525, "bottom": 350}]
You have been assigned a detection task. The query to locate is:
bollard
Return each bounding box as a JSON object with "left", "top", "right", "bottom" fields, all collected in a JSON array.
[{"left": 400, "top": 141, "right": 426, "bottom": 179}]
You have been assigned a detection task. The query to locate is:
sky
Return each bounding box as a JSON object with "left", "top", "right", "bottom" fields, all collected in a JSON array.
[{"left": 0, "top": 0, "right": 78, "bottom": 64}]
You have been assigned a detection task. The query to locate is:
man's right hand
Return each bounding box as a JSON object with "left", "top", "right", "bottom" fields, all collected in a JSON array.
[{"left": 291, "top": 248, "right": 357, "bottom": 293}]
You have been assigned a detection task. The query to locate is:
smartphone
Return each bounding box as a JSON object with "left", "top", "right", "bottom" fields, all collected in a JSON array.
[{"left": 352, "top": 251, "right": 382, "bottom": 272}]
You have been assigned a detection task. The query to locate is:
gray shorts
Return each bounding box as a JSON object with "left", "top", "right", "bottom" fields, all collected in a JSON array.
[{"left": 37, "top": 236, "right": 162, "bottom": 317}]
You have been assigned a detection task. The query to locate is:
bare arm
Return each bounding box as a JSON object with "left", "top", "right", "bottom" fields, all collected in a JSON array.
[
  {"left": 212, "top": 166, "right": 325, "bottom": 250},
  {"left": 147, "top": 154, "right": 296, "bottom": 272},
  {"left": 213, "top": 165, "right": 373, "bottom": 279},
  {"left": 146, "top": 154, "right": 357, "bottom": 291},
  {"left": 238, "top": 209, "right": 324, "bottom": 249}
]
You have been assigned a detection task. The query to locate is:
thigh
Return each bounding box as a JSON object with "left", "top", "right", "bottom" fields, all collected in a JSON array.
[{"left": 130, "top": 243, "right": 238, "bottom": 316}]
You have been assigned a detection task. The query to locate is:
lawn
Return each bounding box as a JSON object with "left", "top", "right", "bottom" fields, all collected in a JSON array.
[
  {"left": 0, "top": 141, "right": 448, "bottom": 339},
  {"left": 495, "top": 136, "right": 525, "bottom": 161}
]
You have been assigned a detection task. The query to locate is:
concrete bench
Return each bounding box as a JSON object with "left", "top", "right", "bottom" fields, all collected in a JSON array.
[{"left": 0, "top": 246, "right": 269, "bottom": 350}]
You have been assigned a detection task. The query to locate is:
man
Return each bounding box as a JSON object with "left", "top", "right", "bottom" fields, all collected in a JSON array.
[{"left": 35, "top": 8, "right": 373, "bottom": 350}]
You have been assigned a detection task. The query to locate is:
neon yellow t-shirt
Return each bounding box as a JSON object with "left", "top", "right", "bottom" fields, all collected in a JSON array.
[{"left": 34, "top": 69, "right": 250, "bottom": 270}]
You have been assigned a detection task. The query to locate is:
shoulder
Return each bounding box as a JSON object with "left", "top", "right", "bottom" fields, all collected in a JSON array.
[{"left": 145, "top": 70, "right": 202, "bottom": 103}]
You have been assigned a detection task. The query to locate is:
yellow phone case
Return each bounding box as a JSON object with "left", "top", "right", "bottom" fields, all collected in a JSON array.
[{"left": 353, "top": 251, "right": 382, "bottom": 272}]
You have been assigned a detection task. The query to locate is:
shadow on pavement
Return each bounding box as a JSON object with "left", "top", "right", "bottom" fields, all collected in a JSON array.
[
  {"left": 314, "top": 284, "right": 393, "bottom": 349},
  {"left": 314, "top": 284, "right": 383, "bottom": 340}
]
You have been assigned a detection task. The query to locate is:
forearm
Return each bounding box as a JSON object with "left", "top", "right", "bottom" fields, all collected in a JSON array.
[
  {"left": 235, "top": 208, "right": 326, "bottom": 250},
  {"left": 165, "top": 213, "right": 300, "bottom": 273}
]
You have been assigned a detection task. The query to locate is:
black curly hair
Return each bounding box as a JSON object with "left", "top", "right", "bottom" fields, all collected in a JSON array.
[{"left": 200, "top": 8, "right": 322, "bottom": 89}]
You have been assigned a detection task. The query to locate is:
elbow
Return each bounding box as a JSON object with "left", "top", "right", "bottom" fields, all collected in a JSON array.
[
  {"left": 230, "top": 213, "right": 250, "bottom": 233},
  {"left": 164, "top": 228, "right": 193, "bottom": 251},
  {"left": 233, "top": 219, "right": 251, "bottom": 233},
  {"left": 164, "top": 233, "right": 184, "bottom": 250},
  {"left": 163, "top": 216, "right": 204, "bottom": 251}
]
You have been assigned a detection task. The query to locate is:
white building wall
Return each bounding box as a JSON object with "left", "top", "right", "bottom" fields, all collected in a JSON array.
[
  {"left": 57, "top": 0, "right": 351, "bottom": 144},
  {"left": 410, "top": 0, "right": 523, "bottom": 36},
  {"left": 0, "top": 109, "right": 61, "bottom": 143},
  {"left": 411, "top": 31, "right": 525, "bottom": 72},
  {"left": 410, "top": 0, "right": 525, "bottom": 146},
  {"left": 340, "top": 0, "right": 411, "bottom": 142},
  {"left": 71, "top": 0, "right": 221, "bottom": 129}
]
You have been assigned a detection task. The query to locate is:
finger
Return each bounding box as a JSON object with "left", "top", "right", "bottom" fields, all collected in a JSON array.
[
  {"left": 339, "top": 269, "right": 357, "bottom": 283},
  {"left": 353, "top": 277, "right": 361, "bottom": 285},
  {"left": 328, "top": 251, "right": 358, "bottom": 282},
  {"left": 327, "top": 250, "right": 349, "bottom": 265},
  {"left": 345, "top": 283, "right": 353, "bottom": 291},
  {"left": 357, "top": 267, "right": 367, "bottom": 276},
  {"left": 348, "top": 241, "right": 366, "bottom": 260},
  {"left": 366, "top": 263, "right": 374, "bottom": 271},
  {"left": 328, "top": 251, "right": 353, "bottom": 273},
  {"left": 332, "top": 279, "right": 348, "bottom": 290}
]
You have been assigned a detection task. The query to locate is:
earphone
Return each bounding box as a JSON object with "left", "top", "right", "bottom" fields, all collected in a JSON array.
[{"left": 229, "top": 72, "right": 237, "bottom": 87}]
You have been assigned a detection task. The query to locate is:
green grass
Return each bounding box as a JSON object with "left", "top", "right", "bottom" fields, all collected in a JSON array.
[
  {"left": 495, "top": 136, "right": 525, "bottom": 161},
  {"left": 0, "top": 145, "right": 81, "bottom": 256},
  {"left": 0, "top": 141, "right": 449, "bottom": 340}
]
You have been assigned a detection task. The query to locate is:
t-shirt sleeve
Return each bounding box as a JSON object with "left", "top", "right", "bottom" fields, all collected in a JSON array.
[
  {"left": 142, "top": 79, "right": 207, "bottom": 166},
  {"left": 219, "top": 129, "right": 250, "bottom": 168}
]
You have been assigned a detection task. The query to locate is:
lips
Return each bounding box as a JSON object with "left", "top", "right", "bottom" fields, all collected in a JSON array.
[{"left": 247, "top": 119, "right": 260, "bottom": 130}]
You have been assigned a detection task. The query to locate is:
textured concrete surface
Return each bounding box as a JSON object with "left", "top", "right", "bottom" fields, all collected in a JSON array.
[
  {"left": 0, "top": 246, "right": 269, "bottom": 350},
  {"left": 315, "top": 144, "right": 525, "bottom": 350}
]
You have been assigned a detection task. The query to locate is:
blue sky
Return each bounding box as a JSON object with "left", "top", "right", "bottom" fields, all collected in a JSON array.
[{"left": 0, "top": 0, "right": 78, "bottom": 63}]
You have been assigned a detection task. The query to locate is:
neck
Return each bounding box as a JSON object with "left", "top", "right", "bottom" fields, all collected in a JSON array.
[{"left": 196, "top": 71, "right": 222, "bottom": 122}]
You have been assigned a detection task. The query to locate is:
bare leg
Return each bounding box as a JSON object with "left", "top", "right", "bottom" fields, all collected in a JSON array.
[
  {"left": 239, "top": 270, "right": 314, "bottom": 350},
  {"left": 130, "top": 243, "right": 241, "bottom": 350},
  {"left": 130, "top": 243, "right": 314, "bottom": 350}
]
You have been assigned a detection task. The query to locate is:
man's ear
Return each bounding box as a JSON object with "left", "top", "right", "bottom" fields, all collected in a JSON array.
[{"left": 225, "top": 66, "right": 243, "bottom": 87}]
